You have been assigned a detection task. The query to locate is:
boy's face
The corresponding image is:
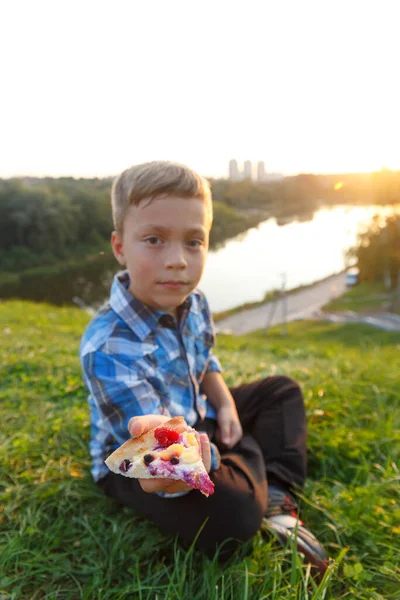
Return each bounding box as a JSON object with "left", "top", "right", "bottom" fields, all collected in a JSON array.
[{"left": 111, "top": 195, "right": 210, "bottom": 315}]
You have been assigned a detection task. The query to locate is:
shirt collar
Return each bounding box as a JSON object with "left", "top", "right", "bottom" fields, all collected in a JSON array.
[{"left": 109, "top": 270, "right": 194, "bottom": 340}]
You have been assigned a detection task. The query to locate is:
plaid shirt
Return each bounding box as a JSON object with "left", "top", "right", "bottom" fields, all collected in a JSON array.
[{"left": 80, "top": 270, "right": 222, "bottom": 482}]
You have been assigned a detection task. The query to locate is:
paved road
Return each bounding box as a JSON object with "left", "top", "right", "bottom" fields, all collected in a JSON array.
[{"left": 215, "top": 272, "right": 347, "bottom": 335}]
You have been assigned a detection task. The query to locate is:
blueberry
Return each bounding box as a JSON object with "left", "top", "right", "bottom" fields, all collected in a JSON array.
[
  {"left": 143, "top": 454, "right": 155, "bottom": 466},
  {"left": 119, "top": 459, "right": 131, "bottom": 473},
  {"left": 170, "top": 456, "right": 179, "bottom": 465}
]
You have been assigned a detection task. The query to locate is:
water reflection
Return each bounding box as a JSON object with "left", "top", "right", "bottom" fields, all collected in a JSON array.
[
  {"left": 199, "top": 204, "right": 400, "bottom": 312},
  {"left": 1, "top": 251, "right": 118, "bottom": 309}
]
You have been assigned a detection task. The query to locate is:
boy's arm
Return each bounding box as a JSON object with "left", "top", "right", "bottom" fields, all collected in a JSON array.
[
  {"left": 81, "top": 350, "right": 171, "bottom": 447},
  {"left": 82, "top": 351, "right": 210, "bottom": 494},
  {"left": 201, "top": 371, "right": 243, "bottom": 449}
]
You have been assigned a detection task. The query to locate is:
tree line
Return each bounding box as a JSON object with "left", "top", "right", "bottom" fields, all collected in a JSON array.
[
  {"left": 349, "top": 213, "right": 400, "bottom": 290},
  {"left": 1, "top": 169, "right": 399, "bottom": 274}
]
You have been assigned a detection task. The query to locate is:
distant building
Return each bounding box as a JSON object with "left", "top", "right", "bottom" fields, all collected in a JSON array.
[
  {"left": 228, "top": 159, "right": 240, "bottom": 181},
  {"left": 257, "top": 161, "right": 266, "bottom": 182},
  {"left": 228, "top": 159, "right": 282, "bottom": 182},
  {"left": 243, "top": 160, "right": 252, "bottom": 180}
]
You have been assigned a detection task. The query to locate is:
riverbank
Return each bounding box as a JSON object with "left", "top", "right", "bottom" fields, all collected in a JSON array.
[
  {"left": 322, "top": 281, "right": 399, "bottom": 313},
  {"left": 214, "top": 272, "right": 347, "bottom": 334},
  {"left": 215, "top": 276, "right": 400, "bottom": 335},
  {"left": 213, "top": 270, "right": 346, "bottom": 322}
]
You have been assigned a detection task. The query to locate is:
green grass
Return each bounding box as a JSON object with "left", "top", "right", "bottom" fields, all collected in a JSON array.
[
  {"left": 322, "top": 282, "right": 395, "bottom": 314},
  {"left": 1, "top": 301, "right": 399, "bottom": 599}
]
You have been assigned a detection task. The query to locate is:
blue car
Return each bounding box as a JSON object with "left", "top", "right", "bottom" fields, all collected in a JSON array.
[{"left": 345, "top": 268, "right": 359, "bottom": 287}]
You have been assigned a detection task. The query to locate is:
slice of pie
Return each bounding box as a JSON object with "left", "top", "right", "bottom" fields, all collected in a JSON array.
[{"left": 105, "top": 416, "right": 215, "bottom": 496}]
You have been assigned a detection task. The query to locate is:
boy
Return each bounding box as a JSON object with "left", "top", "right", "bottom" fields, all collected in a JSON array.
[{"left": 80, "top": 161, "right": 329, "bottom": 575}]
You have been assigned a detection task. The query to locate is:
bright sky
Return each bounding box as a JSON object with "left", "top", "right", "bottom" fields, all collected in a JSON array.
[{"left": 1, "top": 0, "right": 399, "bottom": 179}]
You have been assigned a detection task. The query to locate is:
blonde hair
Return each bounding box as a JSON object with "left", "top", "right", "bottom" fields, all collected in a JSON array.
[{"left": 111, "top": 161, "right": 212, "bottom": 233}]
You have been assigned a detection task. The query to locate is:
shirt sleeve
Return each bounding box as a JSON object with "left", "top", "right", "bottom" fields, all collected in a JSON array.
[
  {"left": 82, "top": 350, "right": 170, "bottom": 446},
  {"left": 199, "top": 291, "right": 223, "bottom": 375},
  {"left": 205, "top": 352, "right": 223, "bottom": 374}
]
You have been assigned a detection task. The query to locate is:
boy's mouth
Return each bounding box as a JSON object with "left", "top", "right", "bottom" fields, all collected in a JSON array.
[{"left": 158, "top": 281, "right": 188, "bottom": 290}]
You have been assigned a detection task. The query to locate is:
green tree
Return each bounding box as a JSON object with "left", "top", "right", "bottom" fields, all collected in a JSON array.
[{"left": 349, "top": 214, "right": 400, "bottom": 288}]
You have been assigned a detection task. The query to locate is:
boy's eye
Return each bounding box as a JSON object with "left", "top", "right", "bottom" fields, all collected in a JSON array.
[
  {"left": 187, "top": 239, "right": 203, "bottom": 248},
  {"left": 145, "top": 236, "right": 162, "bottom": 246}
]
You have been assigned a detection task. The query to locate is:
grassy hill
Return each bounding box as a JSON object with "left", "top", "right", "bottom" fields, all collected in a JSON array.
[
  {"left": 0, "top": 301, "right": 399, "bottom": 599},
  {"left": 323, "top": 281, "right": 398, "bottom": 314}
]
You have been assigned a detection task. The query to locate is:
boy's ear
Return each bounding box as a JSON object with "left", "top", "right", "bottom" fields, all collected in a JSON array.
[{"left": 111, "top": 231, "right": 126, "bottom": 266}]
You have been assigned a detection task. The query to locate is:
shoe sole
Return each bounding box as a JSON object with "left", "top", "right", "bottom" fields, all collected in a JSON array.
[{"left": 263, "top": 518, "right": 330, "bottom": 577}]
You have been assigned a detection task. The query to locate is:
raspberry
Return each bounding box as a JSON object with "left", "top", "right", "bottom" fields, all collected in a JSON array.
[{"left": 154, "top": 427, "right": 180, "bottom": 447}]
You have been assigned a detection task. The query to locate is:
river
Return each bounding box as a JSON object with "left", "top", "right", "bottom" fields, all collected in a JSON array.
[
  {"left": 199, "top": 204, "right": 399, "bottom": 313},
  {"left": 3, "top": 203, "right": 398, "bottom": 311}
]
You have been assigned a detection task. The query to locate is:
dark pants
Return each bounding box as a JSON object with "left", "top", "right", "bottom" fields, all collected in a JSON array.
[{"left": 97, "top": 376, "right": 307, "bottom": 554}]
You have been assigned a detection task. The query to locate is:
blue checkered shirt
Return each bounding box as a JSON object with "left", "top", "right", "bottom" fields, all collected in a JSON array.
[{"left": 80, "top": 270, "right": 222, "bottom": 482}]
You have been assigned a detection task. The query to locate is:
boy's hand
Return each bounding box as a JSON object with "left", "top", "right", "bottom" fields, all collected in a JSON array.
[
  {"left": 128, "top": 414, "right": 171, "bottom": 438},
  {"left": 216, "top": 404, "right": 243, "bottom": 449},
  {"left": 127, "top": 415, "right": 211, "bottom": 495},
  {"left": 200, "top": 371, "right": 242, "bottom": 448}
]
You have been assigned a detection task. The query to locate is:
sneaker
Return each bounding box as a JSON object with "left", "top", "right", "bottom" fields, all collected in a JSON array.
[{"left": 263, "top": 484, "right": 329, "bottom": 578}]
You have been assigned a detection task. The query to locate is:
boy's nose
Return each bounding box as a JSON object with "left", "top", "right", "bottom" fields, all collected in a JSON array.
[{"left": 165, "top": 244, "right": 188, "bottom": 269}]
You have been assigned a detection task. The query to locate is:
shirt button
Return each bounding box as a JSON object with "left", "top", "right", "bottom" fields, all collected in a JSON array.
[{"left": 159, "top": 315, "right": 176, "bottom": 329}]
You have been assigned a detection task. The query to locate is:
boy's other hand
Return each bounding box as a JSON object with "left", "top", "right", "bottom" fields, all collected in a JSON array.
[
  {"left": 127, "top": 415, "right": 211, "bottom": 494},
  {"left": 216, "top": 404, "right": 243, "bottom": 449}
]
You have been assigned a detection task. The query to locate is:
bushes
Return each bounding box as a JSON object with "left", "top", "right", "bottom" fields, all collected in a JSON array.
[
  {"left": 0, "top": 252, "right": 119, "bottom": 306},
  {"left": 349, "top": 214, "right": 400, "bottom": 288}
]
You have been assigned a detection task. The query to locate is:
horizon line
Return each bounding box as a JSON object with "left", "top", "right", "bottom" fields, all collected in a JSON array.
[{"left": 1, "top": 166, "right": 399, "bottom": 181}]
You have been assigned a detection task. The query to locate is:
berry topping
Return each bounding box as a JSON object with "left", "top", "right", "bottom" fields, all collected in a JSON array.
[
  {"left": 170, "top": 456, "right": 180, "bottom": 465},
  {"left": 200, "top": 474, "right": 215, "bottom": 496},
  {"left": 154, "top": 427, "right": 180, "bottom": 447},
  {"left": 143, "top": 454, "right": 155, "bottom": 466},
  {"left": 119, "top": 459, "right": 132, "bottom": 473},
  {"left": 159, "top": 443, "right": 183, "bottom": 460}
]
